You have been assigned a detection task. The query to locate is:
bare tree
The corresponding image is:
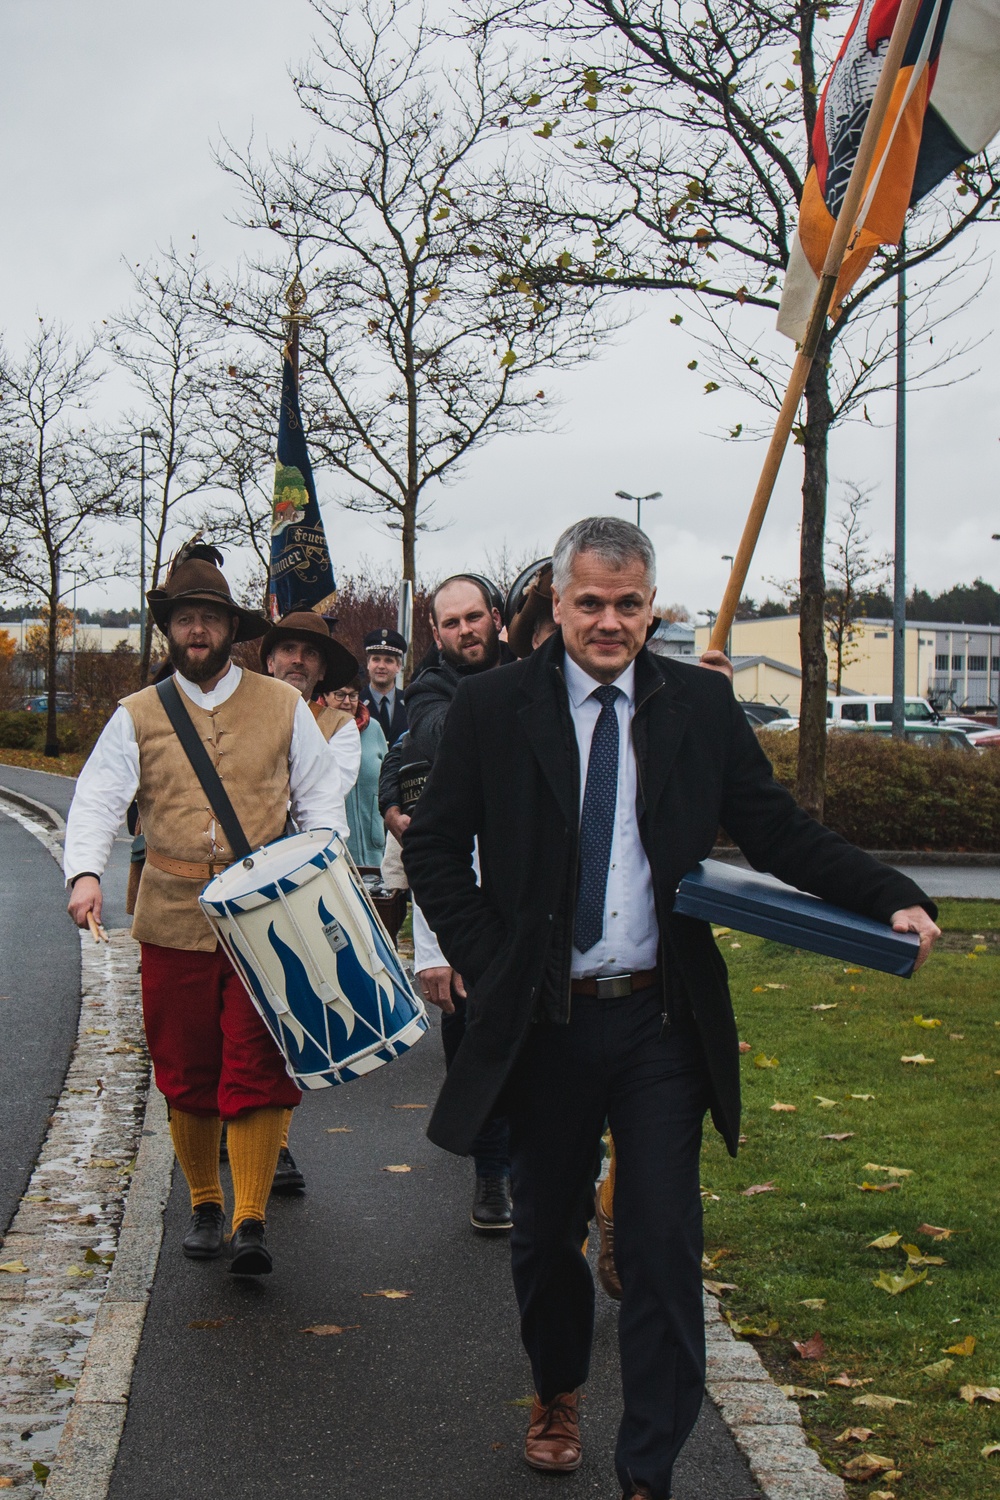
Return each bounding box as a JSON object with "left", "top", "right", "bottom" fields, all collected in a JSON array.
[
  {"left": 825, "top": 484, "right": 890, "bottom": 694},
  {"left": 0, "top": 325, "right": 130, "bottom": 754},
  {"left": 107, "top": 246, "right": 238, "bottom": 682},
  {"left": 470, "top": 0, "right": 1000, "bottom": 813},
  {"left": 194, "top": 0, "right": 616, "bottom": 584}
]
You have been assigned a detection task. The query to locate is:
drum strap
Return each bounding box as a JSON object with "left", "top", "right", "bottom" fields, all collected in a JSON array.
[{"left": 155, "top": 679, "right": 253, "bottom": 861}]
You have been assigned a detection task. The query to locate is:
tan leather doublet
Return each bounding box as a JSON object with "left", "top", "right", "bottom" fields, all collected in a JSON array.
[
  {"left": 123, "top": 672, "right": 300, "bottom": 951},
  {"left": 310, "top": 701, "right": 354, "bottom": 742}
]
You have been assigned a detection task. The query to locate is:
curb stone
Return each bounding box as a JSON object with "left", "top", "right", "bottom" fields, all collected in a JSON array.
[{"left": 703, "top": 1292, "right": 847, "bottom": 1500}]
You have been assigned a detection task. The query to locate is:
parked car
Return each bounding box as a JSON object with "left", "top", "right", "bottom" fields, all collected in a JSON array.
[
  {"left": 21, "top": 692, "right": 76, "bottom": 713},
  {"left": 740, "top": 702, "right": 792, "bottom": 726},
  {"left": 826, "top": 694, "right": 940, "bottom": 726},
  {"left": 836, "top": 721, "right": 977, "bottom": 751},
  {"left": 966, "top": 727, "right": 1000, "bottom": 750}
]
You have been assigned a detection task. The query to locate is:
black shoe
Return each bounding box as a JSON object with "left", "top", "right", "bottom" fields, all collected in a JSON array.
[
  {"left": 182, "top": 1203, "right": 225, "bottom": 1260},
  {"left": 471, "top": 1175, "right": 513, "bottom": 1232},
  {"left": 271, "top": 1146, "right": 306, "bottom": 1196},
  {"left": 229, "top": 1217, "right": 272, "bottom": 1275}
]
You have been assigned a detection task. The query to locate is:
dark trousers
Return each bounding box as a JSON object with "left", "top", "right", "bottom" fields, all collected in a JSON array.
[
  {"left": 440, "top": 992, "right": 511, "bottom": 1177},
  {"left": 503, "top": 988, "right": 710, "bottom": 1500}
]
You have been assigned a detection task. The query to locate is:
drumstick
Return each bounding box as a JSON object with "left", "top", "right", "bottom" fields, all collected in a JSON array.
[{"left": 86, "top": 911, "right": 110, "bottom": 944}]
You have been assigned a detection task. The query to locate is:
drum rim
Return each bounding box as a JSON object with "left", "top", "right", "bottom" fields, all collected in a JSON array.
[{"left": 200, "top": 827, "right": 341, "bottom": 906}]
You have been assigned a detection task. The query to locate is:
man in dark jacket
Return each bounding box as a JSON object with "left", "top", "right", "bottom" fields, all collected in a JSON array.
[
  {"left": 401, "top": 574, "right": 515, "bottom": 1230},
  {"left": 403, "top": 517, "right": 939, "bottom": 1500}
]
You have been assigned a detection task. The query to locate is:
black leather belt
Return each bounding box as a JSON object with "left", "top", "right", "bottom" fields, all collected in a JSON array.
[{"left": 571, "top": 968, "right": 658, "bottom": 999}]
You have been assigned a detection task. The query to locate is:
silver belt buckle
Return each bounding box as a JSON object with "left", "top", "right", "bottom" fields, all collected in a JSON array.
[{"left": 595, "top": 973, "right": 633, "bottom": 999}]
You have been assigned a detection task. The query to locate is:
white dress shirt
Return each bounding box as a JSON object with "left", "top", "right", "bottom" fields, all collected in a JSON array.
[
  {"left": 64, "top": 664, "right": 349, "bottom": 883},
  {"left": 327, "top": 715, "right": 362, "bottom": 796},
  {"left": 564, "top": 654, "right": 658, "bottom": 979}
]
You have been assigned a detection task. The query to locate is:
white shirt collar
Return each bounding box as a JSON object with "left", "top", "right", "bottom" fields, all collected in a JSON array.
[
  {"left": 173, "top": 661, "right": 242, "bottom": 709},
  {"left": 563, "top": 651, "right": 636, "bottom": 709}
]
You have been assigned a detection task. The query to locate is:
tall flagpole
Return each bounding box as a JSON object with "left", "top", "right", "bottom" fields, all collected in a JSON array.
[
  {"left": 891, "top": 238, "right": 907, "bottom": 739},
  {"left": 709, "top": 0, "right": 924, "bottom": 654}
]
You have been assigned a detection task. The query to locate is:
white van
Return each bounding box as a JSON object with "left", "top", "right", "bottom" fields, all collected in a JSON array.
[{"left": 826, "top": 695, "right": 939, "bottom": 726}]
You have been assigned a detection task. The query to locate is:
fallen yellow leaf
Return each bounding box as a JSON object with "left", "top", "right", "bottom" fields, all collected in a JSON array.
[
  {"left": 0, "top": 1479, "right": 14, "bottom": 1488},
  {"left": 814, "top": 1096, "right": 839, "bottom": 1108},
  {"left": 949, "top": 1032, "right": 965, "bottom": 1040},
  {"left": 920, "top": 1358, "right": 953, "bottom": 1377},
  {"left": 779, "top": 1385, "right": 825, "bottom": 1399},
  {"left": 960, "top": 1385, "right": 1000, "bottom": 1404},
  {"left": 66, "top": 1266, "right": 94, "bottom": 1278},
  {"left": 812, "top": 1003, "right": 837, "bottom": 1011},
  {"left": 834, "top": 1426, "right": 875, "bottom": 1443},
  {"left": 858, "top": 1182, "right": 901, "bottom": 1193},
  {"left": 301, "top": 1324, "right": 360, "bottom": 1335},
  {"left": 821, "top": 1131, "right": 855, "bottom": 1141},
  {"left": 392, "top": 1104, "right": 427, "bottom": 1110},
  {"left": 770, "top": 1102, "right": 797, "bottom": 1112},
  {"left": 842, "top": 1453, "right": 896, "bottom": 1482},
  {"left": 754, "top": 1053, "right": 779, "bottom": 1069},
  {"left": 90, "top": 1158, "right": 119, "bottom": 1169},
  {"left": 849, "top": 1093, "right": 876, "bottom": 1100},
  {"left": 764, "top": 983, "right": 787, "bottom": 990},
  {"left": 863, "top": 1164, "right": 913, "bottom": 1177},
  {"left": 362, "top": 1289, "right": 412, "bottom": 1299},
  {"left": 829, "top": 1372, "right": 872, "bottom": 1388},
  {"left": 983, "top": 1442, "right": 1000, "bottom": 1457},
  {"left": 0, "top": 1259, "right": 28, "bottom": 1274},
  {"left": 799, "top": 1298, "right": 826, "bottom": 1309},
  {"left": 901, "top": 1054, "right": 934, "bottom": 1065},
  {"left": 382, "top": 1165, "right": 412, "bottom": 1173},
  {"left": 873, "top": 1267, "right": 926, "bottom": 1295},
  {"left": 742, "top": 1181, "right": 776, "bottom": 1196},
  {"left": 916, "top": 1222, "right": 956, "bottom": 1240},
  {"left": 85, "top": 1027, "right": 110, "bottom": 1035},
  {"left": 903, "top": 1245, "right": 944, "bottom": 1267},
  {"left": 868, "top": 1232, "right": 901, "bottom": 1249},
  {"left": 326, "top": 1127, "right": 353, "bottom": 1133},
  {"left": 703, "top": 1279, "right": 738, "bottom": 1296},
  {"left": 912, "top": 1015, "right": 941, "bottom": 1028},
  {"left": 853, "top": 1393, "right": 912, "bottom": 1410},
  {"left": 944, "top": 1335, "right": 976, "bottom": 1356},
  {"left": 844, "top": 967, "right": 862, "bottom": 974}
]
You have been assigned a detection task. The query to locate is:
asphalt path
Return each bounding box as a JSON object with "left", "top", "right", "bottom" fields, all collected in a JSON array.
[
  {"left": 0, "top": 765, "right": 130, "bottom": 1236},
  {"left": 0, "top": 812, "right": 80, "bottom": 1236},
  {"left": 109, "top": 1010, "right": 761, "bottom": 1500}
]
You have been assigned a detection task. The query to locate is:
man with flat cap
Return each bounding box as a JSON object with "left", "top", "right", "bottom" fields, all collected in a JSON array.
[
  {"left": 361, "top": 627, "right": 408, "bottom": 746},
  {"left": 260, "top": 608, "right": 361, "bottom": 1194},
  {"left": 65, "top": 541, "right": 348, "bottom": 1277}
]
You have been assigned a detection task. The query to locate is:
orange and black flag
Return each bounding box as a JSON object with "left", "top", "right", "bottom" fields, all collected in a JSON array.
[{"left": 778, "top": 0, "right": 1000, "bottom": 342}]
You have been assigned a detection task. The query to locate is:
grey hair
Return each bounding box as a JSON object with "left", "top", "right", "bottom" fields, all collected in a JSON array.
[{"left": 551, "top": 516, "right": 656, "bottom": 594}]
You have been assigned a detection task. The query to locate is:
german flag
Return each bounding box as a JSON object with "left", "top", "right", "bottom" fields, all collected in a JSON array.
[{"left": 777, "top": 0, "right": 1000, "bottom": 342}]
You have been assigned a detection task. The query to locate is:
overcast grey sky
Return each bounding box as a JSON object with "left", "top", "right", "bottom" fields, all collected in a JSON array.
[{"left": 3, "top": 0, "right": 999, "bottom": 617}]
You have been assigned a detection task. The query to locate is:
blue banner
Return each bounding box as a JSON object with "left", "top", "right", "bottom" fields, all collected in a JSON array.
[{"left": 268, "top": 350, "right": 337, "bottom": 621}]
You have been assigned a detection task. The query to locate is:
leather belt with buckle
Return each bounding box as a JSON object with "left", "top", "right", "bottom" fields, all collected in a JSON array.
[
  {"left": 571, "top": 968, "right": 658, "bottom": 999},
  {"left": 145, "top": 845, "right": 234, "bottom": 882}
]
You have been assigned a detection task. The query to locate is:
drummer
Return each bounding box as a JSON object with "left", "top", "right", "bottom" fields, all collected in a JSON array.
[
  {"left": 65, "top": 541, "right": 348, "bottom": 1277},
  {"left": 260, "top": 609, "right": 362, "bottom": 1196}
]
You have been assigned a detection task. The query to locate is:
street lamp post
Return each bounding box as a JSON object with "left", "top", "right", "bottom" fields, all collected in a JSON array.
[
  {"left": 721, "top": 554, "right": 735, "bottom": 659},
  {"left": 139, "top": 428, "right": 160, "bottom": 663},
  {"left": 614, "top": 489, "right": 662, "bottom": 532},
  {"left": 992, "top": 533, "right": 999, "bottom": 726}
]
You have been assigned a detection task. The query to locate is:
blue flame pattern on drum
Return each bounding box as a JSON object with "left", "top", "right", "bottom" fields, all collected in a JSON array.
[{"left": 199, "top": 830, "right": 427, "bottom": 1090}]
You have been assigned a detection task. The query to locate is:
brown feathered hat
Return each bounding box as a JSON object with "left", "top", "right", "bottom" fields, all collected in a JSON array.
[{"left": 146, "top": 536, "right": 269, "bottom": 642}]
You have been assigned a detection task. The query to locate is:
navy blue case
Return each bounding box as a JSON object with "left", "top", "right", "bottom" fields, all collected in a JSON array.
[{"left": 674, "top": 860, "right": 919, "bottom": 977}]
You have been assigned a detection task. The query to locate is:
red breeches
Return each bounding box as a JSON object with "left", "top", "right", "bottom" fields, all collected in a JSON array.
[{"left": 140, "top": 942, "right": 301, "bottom": 1120}]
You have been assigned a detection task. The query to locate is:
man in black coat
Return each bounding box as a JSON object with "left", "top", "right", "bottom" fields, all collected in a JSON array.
[{"left": 403, "top": 517, "right": 939, "bottom": 1500}]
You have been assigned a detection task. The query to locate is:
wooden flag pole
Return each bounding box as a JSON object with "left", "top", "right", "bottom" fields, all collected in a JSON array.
[{"left": 709, "top": 0, "right": 923, "bottom": 653}]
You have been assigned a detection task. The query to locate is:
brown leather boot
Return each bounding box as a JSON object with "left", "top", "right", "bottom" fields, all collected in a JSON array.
[
  {"left": 595, "top": 1191, "right": 623, "bottom": 1300},
  {"left": 523, "top": 1389, "right": 582, "bottom": 1472}
]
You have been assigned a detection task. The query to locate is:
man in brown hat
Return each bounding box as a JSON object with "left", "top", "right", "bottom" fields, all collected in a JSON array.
[
  {"left": 65, "top": 542, "right": 348, "bottom": 1276},
  {"left": 259, "top": 609, "right": 360, "bottom": 1194}
]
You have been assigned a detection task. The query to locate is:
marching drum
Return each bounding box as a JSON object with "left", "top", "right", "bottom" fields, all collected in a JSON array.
[{"left": 199, "top": 829, "right": 427, "bottom": 1089}]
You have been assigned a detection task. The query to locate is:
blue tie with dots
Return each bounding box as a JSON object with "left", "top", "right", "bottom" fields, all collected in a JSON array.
[{"left": 574, "top": 684, "right": 620, "bottom": 955}]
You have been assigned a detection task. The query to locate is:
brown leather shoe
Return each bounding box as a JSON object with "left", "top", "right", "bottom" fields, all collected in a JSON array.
[
  {"left": 524, "top": 1390, "right": 582, "bottom": 1472},
  {"left": 595, "top": 1191, "right": 622, "bottom": 1300}
]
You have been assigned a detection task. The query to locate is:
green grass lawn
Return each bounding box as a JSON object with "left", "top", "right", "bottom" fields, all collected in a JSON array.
[{"left": 700, "top": 899, "right": 1000, "bottom": 1498}]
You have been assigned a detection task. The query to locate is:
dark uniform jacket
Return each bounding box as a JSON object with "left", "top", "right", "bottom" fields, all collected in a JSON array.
[
  {"left": 360, "top": 684, "right": 408, "bottom": 747},
  {"left": 403, "top": 631, "right": 934, "bottom": 1160}
]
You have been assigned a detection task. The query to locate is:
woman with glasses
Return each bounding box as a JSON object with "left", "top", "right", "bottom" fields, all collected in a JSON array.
[{"left": 328, "top": 678, "right": 389, "bottom": 869}]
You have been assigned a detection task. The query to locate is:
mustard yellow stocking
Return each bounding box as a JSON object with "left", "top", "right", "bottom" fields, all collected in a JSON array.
[
  {"left": 228, "top": 1107, "right": 285, "bottom": 1227},
  {"left": 169, "top": 1110, "right": 224, "bottom": 1211}
]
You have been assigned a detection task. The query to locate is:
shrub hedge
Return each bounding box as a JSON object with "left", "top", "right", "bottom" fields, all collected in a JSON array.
[
  {"left": 0, "top": 711, "right": 83, "bottom": 753},
  {"left": 755, "top": 729, "right": 1000, "bottom": 851}
]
